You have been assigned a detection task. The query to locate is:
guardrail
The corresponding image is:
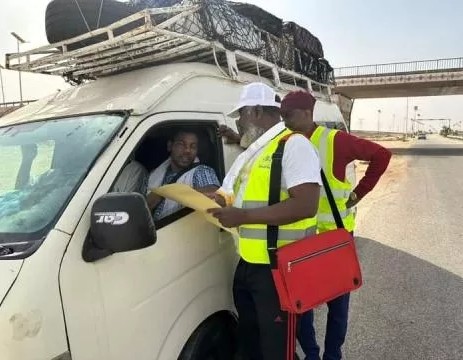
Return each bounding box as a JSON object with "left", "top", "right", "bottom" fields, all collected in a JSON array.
[
  {"left": 0, "top": 100, "right": 37, "bottom": 108},
  {"left": 335, "top": 57, "right": 463, "bottom": 78}
]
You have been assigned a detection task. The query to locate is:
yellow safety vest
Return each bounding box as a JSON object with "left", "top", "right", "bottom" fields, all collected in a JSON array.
[
  {"left": 310, "top": 126, "right": 355, "bottom": 233},
  {"left": 236, "top": 129, "right": 318, "bottom": 264}
]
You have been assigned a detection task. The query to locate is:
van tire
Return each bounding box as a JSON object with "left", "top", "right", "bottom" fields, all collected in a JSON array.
[
  {"left": 178, "top": 313, "right": 237, "bottom": 360},
  {"left": 45, "top": 0, "right": 137, "bottom": 50}
]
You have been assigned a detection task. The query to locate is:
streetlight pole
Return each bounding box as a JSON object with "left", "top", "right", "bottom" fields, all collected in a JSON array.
[
  {"left": 405, "top": 97, "right": 409, "bottom": 138},
  {"left": 11, "top": 32, "right": 27, "bottom": 106},
  {"left": 377, "top": 109, "right": 381, "bottom": 135},
  {"left": 0, "top": 64, "right": 5, "bottom": 104},
  {"left": 413, "top": 106, "right": 419, "bottom": 136}
]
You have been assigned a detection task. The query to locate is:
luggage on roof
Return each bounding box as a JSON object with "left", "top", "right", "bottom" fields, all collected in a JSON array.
[
  {"left": 283, "top": 21, "right": 324, "bottom": 59},
  {"left": 9, "top": 0, "right": 334, "bottom": 87},
  {"left": 45, "top": 0, "right": 137, "bottom": 50},
  {"left": 228, "top": 2, "right": 283, "bottom": 38}
]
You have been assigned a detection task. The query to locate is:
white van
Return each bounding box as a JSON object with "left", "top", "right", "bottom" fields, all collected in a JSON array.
[{"left": 1, "top": 14, "right": 352, "bottom": 360}]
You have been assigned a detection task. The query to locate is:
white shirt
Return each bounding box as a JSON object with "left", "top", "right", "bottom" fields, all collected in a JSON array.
[
  {"left": 281, "top": 134, "right": 322, "bottom": 188},
  {"left": 234, "top": 127, "right": 321, "bottom": 207}
]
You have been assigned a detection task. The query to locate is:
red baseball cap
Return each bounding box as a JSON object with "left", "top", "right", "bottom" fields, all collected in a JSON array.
[{"left": 281, "top": 91, "right": 316, "bottom": 113}]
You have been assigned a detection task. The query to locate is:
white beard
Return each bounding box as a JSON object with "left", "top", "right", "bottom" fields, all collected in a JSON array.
[{"left": 240, "top": 124, "right": 266, "bottom": 149}]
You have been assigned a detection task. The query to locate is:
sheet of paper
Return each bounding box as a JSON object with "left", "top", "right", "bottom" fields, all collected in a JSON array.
[{"left": 151, "top": 184, "right": 238, "bottom": 236}]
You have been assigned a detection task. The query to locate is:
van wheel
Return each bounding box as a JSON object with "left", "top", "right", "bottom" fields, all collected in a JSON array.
[{"left": 178, "top": 313, "right": 237, "bottom": 360}]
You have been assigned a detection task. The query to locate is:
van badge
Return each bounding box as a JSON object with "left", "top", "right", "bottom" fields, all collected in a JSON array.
[{"left": 95, "top": 212, "right": 129, "bottom": 225}]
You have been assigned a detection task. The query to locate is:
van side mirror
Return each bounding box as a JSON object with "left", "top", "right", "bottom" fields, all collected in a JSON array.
[{"left": 82, "top": 193, "right": 156, "bottom": 262}]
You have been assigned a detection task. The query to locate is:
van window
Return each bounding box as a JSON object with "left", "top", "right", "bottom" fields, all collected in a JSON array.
[
  {"left": 0, "top": 114, "right": 124, "bottom": 243},
  {"left": 115, "top": 122, "right": 224, "bottom": 229}
]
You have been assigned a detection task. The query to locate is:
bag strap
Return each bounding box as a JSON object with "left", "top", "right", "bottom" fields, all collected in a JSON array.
[
  {"left": 287, "top": 312, "right": 297, "bottom": 360},
  {"left": 267, "top": 134, "right": 346, "bottom": 268},
  {"left": 267, "top": 140, "right": 286, "bottom": 269},
  {"left": 320, "top": 170, "right": 345, "bottom": 229},
  {"left": 267, "top": 139, "right": 298, "bottom": 359},
  {"left": 166, "top": 162, "right": 201, "bottom": 185}
]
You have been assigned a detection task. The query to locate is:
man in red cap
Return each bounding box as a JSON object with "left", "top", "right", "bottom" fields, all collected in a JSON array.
[{"left": 280, "top": 90, "right": 391, "bottom": 360}]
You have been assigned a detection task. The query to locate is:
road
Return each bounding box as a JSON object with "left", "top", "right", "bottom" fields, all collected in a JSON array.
[{"left": 308, "top": 135, "right": 463, "bottom": 360}]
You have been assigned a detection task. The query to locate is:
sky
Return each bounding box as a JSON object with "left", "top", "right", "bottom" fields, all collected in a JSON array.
[{"left": 1, "top": 0, "right": 463, "bottom": 131}]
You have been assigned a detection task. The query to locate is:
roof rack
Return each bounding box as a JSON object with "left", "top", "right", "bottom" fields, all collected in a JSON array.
[{"left": 5, "top": 6, "right": 331, "bottom": 96}]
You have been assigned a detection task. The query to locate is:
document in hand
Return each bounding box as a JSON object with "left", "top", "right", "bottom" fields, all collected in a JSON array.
[{"left": 151, "top": 184, "right": 239, "bottom": 236}]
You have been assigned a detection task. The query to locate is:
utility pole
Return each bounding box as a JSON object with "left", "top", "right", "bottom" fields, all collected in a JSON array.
[
  {"left": 11, "top": 32, "right": 27, "bottom": 105},
  {"left": 0, "top": 64, "right": 5, "bottom": 104}
]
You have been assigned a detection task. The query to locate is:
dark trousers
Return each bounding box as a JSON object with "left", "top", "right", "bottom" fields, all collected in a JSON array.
[
  {"left": 233, "top": 259, "right": 288, "bottom": 360},
  {"left": 298, "top": 293, "right": 350, "bottom": 360}
]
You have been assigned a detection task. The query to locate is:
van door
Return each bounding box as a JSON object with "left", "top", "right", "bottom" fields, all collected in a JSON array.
[{"left": 59, "top": 112, "right": 237, "bottom": 360}]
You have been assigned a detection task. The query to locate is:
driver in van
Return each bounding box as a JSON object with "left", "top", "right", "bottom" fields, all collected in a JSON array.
[{"left": 146, "top": 128, "right": 220, "bottom": 221}]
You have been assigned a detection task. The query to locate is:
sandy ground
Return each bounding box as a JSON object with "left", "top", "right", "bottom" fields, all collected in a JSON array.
[{"left": 354, "top": 138, "right": 413, "bottom": 227}]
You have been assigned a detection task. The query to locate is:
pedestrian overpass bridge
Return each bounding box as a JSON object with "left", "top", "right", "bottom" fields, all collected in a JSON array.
[{"left": 333, "top": 57, "right": 463, "bottom": 99}]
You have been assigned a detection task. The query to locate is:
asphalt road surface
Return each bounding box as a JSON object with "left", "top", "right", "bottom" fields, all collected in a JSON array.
[{"left": 306, "top": 135, "right": 463, "bottom": 360}]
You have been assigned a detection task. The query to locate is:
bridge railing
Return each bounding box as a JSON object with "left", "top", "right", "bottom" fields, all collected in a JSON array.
[
  {"left": 0, "top": 100, "right": 37, "bottom": 108},
  {"left": 335, "top": 57, "right": 463, "bottom": 78}
]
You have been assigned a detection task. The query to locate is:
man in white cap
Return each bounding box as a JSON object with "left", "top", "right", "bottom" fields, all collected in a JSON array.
[{"left": 208, "top": 82, "right": 322, "bottom": 360}]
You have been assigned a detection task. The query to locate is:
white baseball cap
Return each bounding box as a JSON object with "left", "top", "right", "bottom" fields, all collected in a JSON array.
[{"left": 228, "top": 82, "right": 281, "bottom": 118}]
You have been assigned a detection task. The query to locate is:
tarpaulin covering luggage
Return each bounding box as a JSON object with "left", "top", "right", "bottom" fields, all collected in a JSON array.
[
  {"left": 138, "top": 0, "right": 332, "bottom": 80},
  {"left": 283, "top": 21, "right": 324, "bottom": 59},
  {"left": 168, "top": 0, "right": 265, "bottom": 54},
  {"left": 228, "top": 2, "right": 283, "bottom": 37},
  {"left": 226, "top": 2, "right": 283, "bottom": 66},
  {"left": 135, "top": 0, "right": 264, "bottom": 54},
  {"left": 132, "top": 0, "right": 183, "bottom": 7},
  {"left": 317, "top": 58, "right": 334, "bottom": 84}
]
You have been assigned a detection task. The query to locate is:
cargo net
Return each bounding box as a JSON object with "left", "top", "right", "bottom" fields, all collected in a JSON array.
[
  {"left": 134, "top": 0, "right": 263, "bottom": 54},
  {"left": 133, "top": 0, "right": 334, "bottom": 84}
]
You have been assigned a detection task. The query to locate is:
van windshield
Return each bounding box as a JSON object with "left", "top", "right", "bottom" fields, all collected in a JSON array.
[{"left": 0, "top": 114, "right": 124, "bottom": 246}]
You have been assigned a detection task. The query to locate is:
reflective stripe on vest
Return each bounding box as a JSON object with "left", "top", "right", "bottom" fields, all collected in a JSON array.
[
  {"left": 310, "top": 126, "right": 355, "bottom": 233},
  {"left": 239, "top": 226, "right": 317, "bottom": 241},
  {"left": 320, "top": 188, "right": 350, "bottom": 199},
  {"left": 237, "top": 129, "right": 318, "bottom": 264},
  {"left": 317, "top": 208, "right": 354, "bottom": 223}
]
